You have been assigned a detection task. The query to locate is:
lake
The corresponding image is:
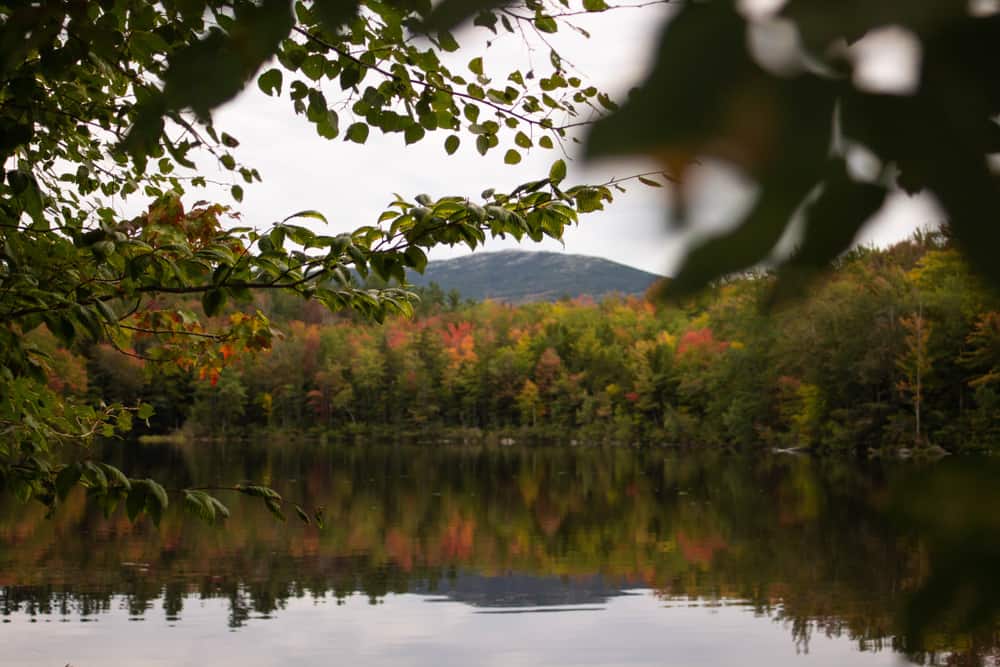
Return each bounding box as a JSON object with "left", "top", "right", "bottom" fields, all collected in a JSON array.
[{"left": 1, "top": 441, "right": 998, "bottom": 666}]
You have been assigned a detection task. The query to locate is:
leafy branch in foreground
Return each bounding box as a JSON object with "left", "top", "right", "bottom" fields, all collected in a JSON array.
[
  {"left": 578, "top": 1, "right": 1000, "bottom": 297},
  {"left": 1, "top": 455, "right": 326, "bottom": 528},
  {"left": 426, "top": 0, "right": 1000, "bottom": 299},
  {"left": 1, "top": 1, "right": 657, "bottom": 522}
]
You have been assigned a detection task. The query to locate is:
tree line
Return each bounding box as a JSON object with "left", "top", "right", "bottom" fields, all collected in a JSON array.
[{"left": 41, "top": 229, "right": 1000, "bottom": 452}]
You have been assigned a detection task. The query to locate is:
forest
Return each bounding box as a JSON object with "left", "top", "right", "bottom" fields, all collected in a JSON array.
[{"left": 37, "top": 229, "right": 1000, "bottom": 453}]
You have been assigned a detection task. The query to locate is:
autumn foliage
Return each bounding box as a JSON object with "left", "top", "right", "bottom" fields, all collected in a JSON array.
[{"left": 55, "top": 231, "right": 998, "bottom": 452}]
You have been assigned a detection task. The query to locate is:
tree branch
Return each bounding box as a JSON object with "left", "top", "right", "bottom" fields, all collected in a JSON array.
[{"left": 291, "top": 26, "right": 594, "bottom": 134}]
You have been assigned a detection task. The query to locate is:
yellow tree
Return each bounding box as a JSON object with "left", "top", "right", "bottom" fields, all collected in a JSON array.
[
  {"left": 517, "top": 379, "right": 541, "bottom": 427},
  {"left": 897, "top": 307, "right": 934, "bottom": 444}
]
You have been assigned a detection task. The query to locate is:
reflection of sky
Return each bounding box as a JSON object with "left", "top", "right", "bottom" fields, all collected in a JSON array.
[{"left": 0, "top": 591, "right": 911, "bottom": 667}]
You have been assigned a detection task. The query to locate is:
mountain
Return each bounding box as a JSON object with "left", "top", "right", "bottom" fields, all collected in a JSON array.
[{"left": 407, "top": 250, "right": 663, "bottom": 303}]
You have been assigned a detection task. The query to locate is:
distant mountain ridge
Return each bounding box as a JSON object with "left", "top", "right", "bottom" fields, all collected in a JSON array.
[{"left": 408, "top": 250, "right": 662, "bottom": 303}]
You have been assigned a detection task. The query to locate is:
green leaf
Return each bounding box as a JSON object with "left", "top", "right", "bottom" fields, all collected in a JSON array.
[
  {"left": 301, "top": 53, "right": 326, "bottom": 81},
  {"left": 534, "top": 16, "right": 558, "bottom": 33},
  {"left": 346, "top": 122, "right": 370, "bottom": 144},
  {"left": 125, "top": 479, "right": 168, "bottom": 525},
  {"left": 144, "top": 479, "right": 169, "bottom": 523},
  {"left": 98, "top": 464, "right": 131, "bottom": 491},
  {"left": 437, "top": 30, "right": 460, "bottom": 52},
  {"left": 81, "top": 462, "right": 107, "bottom": 490},
  {"left": 234, "top": 484, "right": 282, "bottom": 500},
  {"left": 282, "top": 224, "right": 316, "bottom": 246},
  {"left": 94, "top": 300, "right": 117, "bottom": 324},
  {"left": 55, "top": 463, "right": 82, "bottom": 502},
  {"left": 549, "top": 159, "right": 567, "bottom": 183},
  {"left": 445, "top": 134, "right": 460, "bottom": 155},
  {"left": 504, "top": 149, "right": 522, "bottom": 165},
  {"left": 404, "top": 246, "right": 428, "bottom": 273},
  {"left": 126, "top": 484, "right": 146, "bottom": 522},
  {"left": 316, "top": 109, "right": 340, "bottom": 139},
  {"left": 184, "top": 489, "right": 218, "bottom": 523},
  {"left": 202, "top": 288, "right": 226, "bottom": 317},
  {"left": 44, "top": 314, "right": 76, "bottom": 346},
  {"left": 209, "top": 497, "right": 231, "bottom": 521},
  {"left": 638, "top": 176, "right": 662, "bottom": 188},
  {"left": 474, "top": 10, "right": 499, "bottom": 33},
  {"left": 269, "top": 226, "right": 287, "bottom": 249},
  {"left": 295, "top": 504, "right": 311, "bottom": 524},
  {"left": 282, "top": 210, "right": 328, "bottom": 224},
  {"left": 404, "top": 125, "right": 426, "bottom": 145},
  {"left": 137, "top": 403, "right": 155, "bottom": 420},
  {"left": 468, "top": 57, "right": 484, "bottom": 75},
  {"left": 265, "top": 497, "right": 286, "bottom": 521},
  {"left": 340, "top": 63, "right": 363, "bottom": 89}
]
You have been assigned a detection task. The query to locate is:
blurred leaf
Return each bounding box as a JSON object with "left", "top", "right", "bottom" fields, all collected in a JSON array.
[
  {"left": 770, "top": 160, "right": 888, "bottom": 303},
  {"left": 424, "top": 0, "right": 508, "bottom": 32},
  {"left": 165, "top": 0, "right": 293, "bottom": 118},
  {"left": 890, "top": 459, "right": 1000, "bottom": 648},
  {"left": 782, "top": 0, "right": 967, "bottom": 50},
  {"left": 312, "top": 0, "right": 361, "bottom": 34},
  {"left": 586, "top": 4, "right": 756, "bottom": 161}
]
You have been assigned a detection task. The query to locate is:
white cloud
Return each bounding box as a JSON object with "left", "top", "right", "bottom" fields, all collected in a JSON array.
[{"left": 203, "top": 5, "right": 932, "bottom": 277}]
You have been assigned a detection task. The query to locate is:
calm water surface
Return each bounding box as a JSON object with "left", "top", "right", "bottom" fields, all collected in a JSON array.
[{"left": 1, "top": 441, "right": 998, "bottom": 666}]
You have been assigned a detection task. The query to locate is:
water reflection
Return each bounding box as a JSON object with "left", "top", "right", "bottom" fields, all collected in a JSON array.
[
  {"left": 1, "top": 442, "right": 998, "bottom": 665},
  {"left": 1, "top": 592, "right": 911, "bottom": 667}
]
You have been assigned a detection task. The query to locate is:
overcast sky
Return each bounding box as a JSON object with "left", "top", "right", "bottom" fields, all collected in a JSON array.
[{"left": 204, "top": 3, "right": 942, "bottom": 276}]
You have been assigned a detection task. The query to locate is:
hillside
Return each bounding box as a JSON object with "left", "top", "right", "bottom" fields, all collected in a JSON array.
[{"left": 408, "top": 250, "right": 662, "bottom": 302}]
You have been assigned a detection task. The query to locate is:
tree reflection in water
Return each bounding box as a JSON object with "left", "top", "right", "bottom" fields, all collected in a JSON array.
[{"left": 0, "top": 441, "right": 997, "bottom": 664}]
